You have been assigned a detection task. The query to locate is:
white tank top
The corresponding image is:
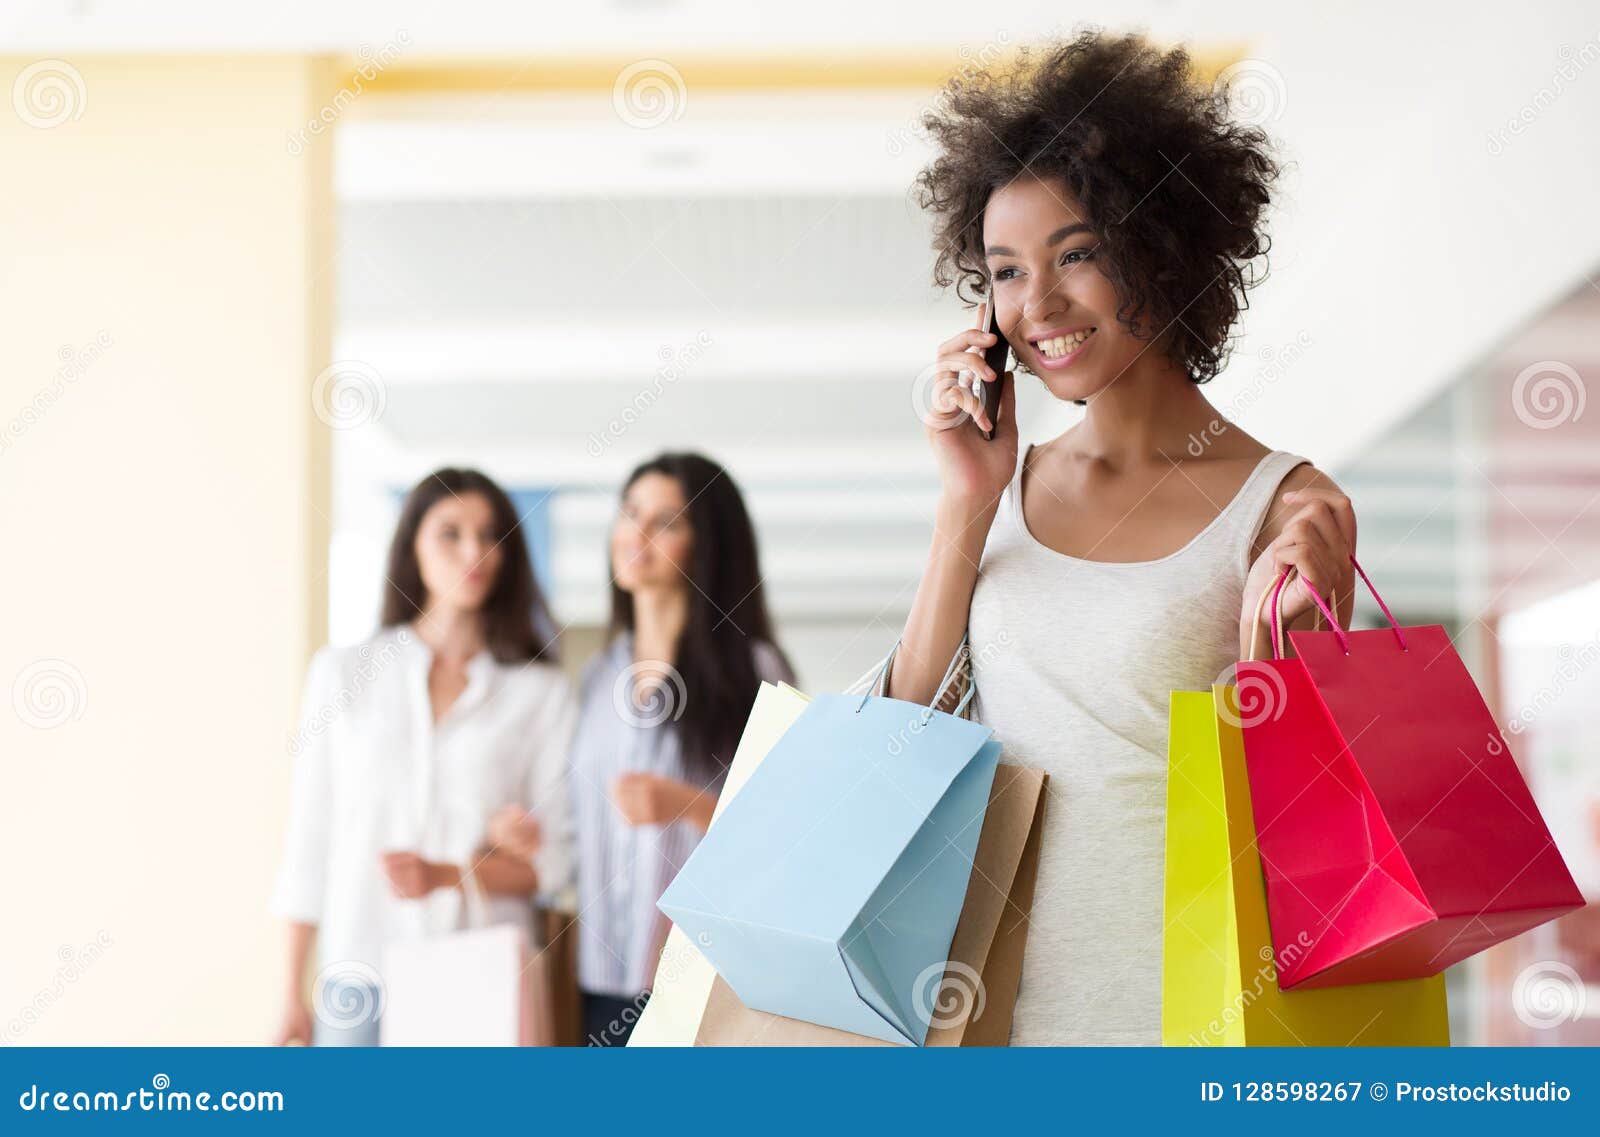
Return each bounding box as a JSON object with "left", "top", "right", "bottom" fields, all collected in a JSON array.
[{"left": 967, "top": 441, "right": 1310, "bottom": 1045}]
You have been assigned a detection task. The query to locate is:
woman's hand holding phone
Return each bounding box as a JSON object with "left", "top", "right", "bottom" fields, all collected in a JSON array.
[{"left": 924, "top": 300, "right": 1018, "bottom": 521}]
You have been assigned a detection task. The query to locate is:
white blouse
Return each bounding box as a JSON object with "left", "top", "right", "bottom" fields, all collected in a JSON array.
[{"left": 271, "top": 626, "right": 576, "bottom": 974}]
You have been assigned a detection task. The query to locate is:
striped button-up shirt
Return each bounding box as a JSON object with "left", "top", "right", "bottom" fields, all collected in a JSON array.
[{"left": 570, "top": 632, "right": 794, "bottom": 996}]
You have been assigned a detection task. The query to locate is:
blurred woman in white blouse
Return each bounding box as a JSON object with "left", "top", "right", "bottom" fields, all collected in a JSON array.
[{"left": 272, "top": 467, "right": 575, "bottom": 1046}]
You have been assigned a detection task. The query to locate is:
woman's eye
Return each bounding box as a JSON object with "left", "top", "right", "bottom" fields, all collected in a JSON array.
[
  {"left": 1062, "top": 248, "right": 1094, "bottom": 266},
  {"left": 994, "top": 266, "right": 1019, "bottom": 281}
]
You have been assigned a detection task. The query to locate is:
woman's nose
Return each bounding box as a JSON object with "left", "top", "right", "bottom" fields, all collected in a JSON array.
[{"left": 1023, "top": 280, "right": 1066, "bottom": 324}]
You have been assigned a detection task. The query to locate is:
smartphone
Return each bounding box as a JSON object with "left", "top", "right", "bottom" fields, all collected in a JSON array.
[{"left": 979, "top": 298, "right": 1009, "bottom": 441}]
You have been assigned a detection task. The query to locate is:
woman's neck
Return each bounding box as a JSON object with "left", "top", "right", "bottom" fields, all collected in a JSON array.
[
  {"left": 1071, "top": 353, "right": 1224, "bottom": 467},
  {"left": 630, "top": 586, "right": 690, "bottom": 665},
  {"left": 412, "top": 604, "right": 486, "bottom": 666}
]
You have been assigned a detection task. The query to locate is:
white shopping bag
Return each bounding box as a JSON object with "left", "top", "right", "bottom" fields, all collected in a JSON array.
[{"left": 380, "top": 873, "right": 552, "bottom": 1046}]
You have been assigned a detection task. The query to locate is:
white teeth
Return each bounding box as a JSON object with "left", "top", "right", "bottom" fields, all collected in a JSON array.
[{"left": 1037, "top": 328, "right": 1095, "bottom": 358}]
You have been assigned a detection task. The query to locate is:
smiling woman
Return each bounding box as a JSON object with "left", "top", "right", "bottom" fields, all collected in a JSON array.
[{"left": 880, "top": 30, "right": 1363, "bottom": 1045}]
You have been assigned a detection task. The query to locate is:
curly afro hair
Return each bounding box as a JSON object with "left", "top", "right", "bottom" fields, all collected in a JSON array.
[{"left": 914, "top": 30, "right": 1280, "bottom": 384}]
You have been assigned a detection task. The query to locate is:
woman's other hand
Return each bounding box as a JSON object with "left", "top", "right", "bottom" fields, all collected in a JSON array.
[
  {"left": 1243, "top": 484, "right": 1357, "bottom": 647},
  {"left": 488, "top": 804, "right": 543, "bottom": 859},
  {"left": 379, "top": 851, "right": 458, "bottom": 899},
  {"left": 611, "top": 772, "right": 700, "bottom": 827},
  {"left": 274, "top": 993, "right": 313, "bottom": 1046}
]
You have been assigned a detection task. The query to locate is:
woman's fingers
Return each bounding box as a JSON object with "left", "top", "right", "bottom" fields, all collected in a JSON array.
[
  {"left": 936, "top": 326, "right": 998, "bottom": 358},
  {"left": 930, "top": 371, "right": 991, "bottom": 431},
  {"left": 1282, "top": 487, "right": 1357, "bottom": 549},
  {"left": 1282, "top": 497, "right": 1353, "bottom": 564},
  {"left": 1271, "top": 542, "right": 1337, "bottom": 607},
  {"left": 934, "top": 348, "right": 998, "bottom": 386}
]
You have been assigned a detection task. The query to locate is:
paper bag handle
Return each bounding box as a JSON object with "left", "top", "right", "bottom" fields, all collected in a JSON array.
[
  {"left": 859, "top": 634, "right": 976, "bottom": 722},
  {"left": 1251, "top": 554, "right": 1409, "bottom": 660}
]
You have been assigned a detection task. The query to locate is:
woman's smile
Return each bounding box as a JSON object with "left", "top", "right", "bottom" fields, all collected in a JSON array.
[{"left": 1028, "top": 326, "right": 1098, "bottom": 369}]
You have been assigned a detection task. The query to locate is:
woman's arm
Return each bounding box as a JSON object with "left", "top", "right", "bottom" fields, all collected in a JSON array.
[
  {"left": 272, "top": 649, "right": 338, "bottom": 1045},
  {"left": 274, "top": 921, "right": 317, "bottom": 1045},
  {"left": 885, "top": 496, "right": 996, "bottom": 706},
  {"left": 887, "top": 306, "right": 1020, "bottom": 705},
  {"left": 1240, "top": 464, "right": 1358, "bottom": 660},
  {"left": 469, "top": 849, "right": 540, "bottom": 897}
]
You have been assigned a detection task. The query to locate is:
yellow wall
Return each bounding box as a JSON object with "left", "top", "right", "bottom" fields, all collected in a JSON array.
[{"left": 0, "top": 56, "right": 335, "bottom": 1044}]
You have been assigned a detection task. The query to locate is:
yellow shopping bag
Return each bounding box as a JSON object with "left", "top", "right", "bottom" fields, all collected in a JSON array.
[{"left": 1163, "top": 686, "right": 1450, "bottom": 1046}]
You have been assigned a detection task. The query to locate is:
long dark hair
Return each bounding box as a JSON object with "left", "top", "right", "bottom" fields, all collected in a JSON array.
[
  {"left": 381, "top": 467, "right": 558, "bottom": 664},
  {"left": 609, "top": 452, "right": 788, "bottom": 782}
]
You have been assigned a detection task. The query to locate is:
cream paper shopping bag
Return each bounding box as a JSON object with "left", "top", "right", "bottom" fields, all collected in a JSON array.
[{"left": 627, "top": 681, "right": 811, "bottom": 1046}]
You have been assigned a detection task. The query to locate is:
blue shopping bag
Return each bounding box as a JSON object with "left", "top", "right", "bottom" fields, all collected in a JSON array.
[{"left": 657, "top": 641, "right": 1000, "bottom": 1046}]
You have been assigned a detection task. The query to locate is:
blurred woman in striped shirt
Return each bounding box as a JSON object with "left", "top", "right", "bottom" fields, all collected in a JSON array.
[{"left": 493, "top": 452, "right": 794, "bottom": 1045}]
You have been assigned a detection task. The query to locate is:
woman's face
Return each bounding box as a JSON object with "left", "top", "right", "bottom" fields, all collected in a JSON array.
[
  {"left": 612, "top": 472, "right": 693, "bottom": 593},
  {"left": 982, "top": 174, "right": 1159, "bottom": 402},
  {"left": 413, "top": 491, "right": 503, "bottom": 614}
]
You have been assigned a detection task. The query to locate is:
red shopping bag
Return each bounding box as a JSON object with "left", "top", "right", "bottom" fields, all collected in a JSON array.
[{"left": 1236, "top": 558, "right": 1583, "bottom": 989}]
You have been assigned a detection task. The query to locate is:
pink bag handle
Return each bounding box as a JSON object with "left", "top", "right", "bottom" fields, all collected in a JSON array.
[{"left": 1260, "top": 555, "right": 1408, "bottom": 660}]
